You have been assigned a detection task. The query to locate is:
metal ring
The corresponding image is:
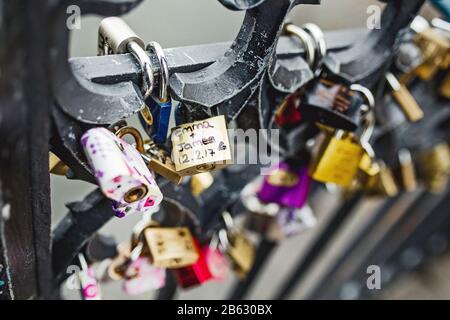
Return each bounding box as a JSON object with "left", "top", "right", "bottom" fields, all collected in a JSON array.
[
  {"left": 284, "top": 23, "right": 316, "bottom": 69},
  {"left": 302, "top": 23, "right": 327, "bottom": 68},
  {"left": 350, "top": 84, "right": 375, "bottom": 110},
  {"left": 127, "top": 41, "right": 154, "bottom": 99},
  {"left": 146, "top": 41, "right": 169, "bottom": 101}
]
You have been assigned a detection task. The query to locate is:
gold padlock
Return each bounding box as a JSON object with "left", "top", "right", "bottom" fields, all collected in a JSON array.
[
  {"left": 220, "top": 212, "right": 255, "bottom": 279},
  {"left": 310, "top": 130, "right": 365, "bottom": 188},
  {"left": 402, "top": 27, "right": 450, "bottom": 83},
  {"left": 144, "top": 226, "right": 199, "bottom": 268},
  {"left": 439, "top": 71, "right": 450, "bottom": 99},
  {"left": 377, "top": 162, "right": 400, "bottom": 197},
  {"left": 49, "top": 152, "right": 69, "bottom": 176},
  {"left": 114, "top": 126, "right": 183, "bottom": 185},
  {"left": 170, "top": 115, "right": 232, "bottom": 176},
  {"left": 398, "top": 148, "right": 418, "bottom": 192},
  {"left": 418, "top": 143, "right": 450, "bottom": 194},
  {"left": 385, "top": 72, "right": 424, "bottom": 122},
  {"left": 190, "top": 172, "right": 214, "bottom": 197},
  {"left": 310, "top": 85, "right": 376, "bottom": 188}
]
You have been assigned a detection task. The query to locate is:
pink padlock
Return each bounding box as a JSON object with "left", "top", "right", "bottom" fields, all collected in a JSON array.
[
  {"left": 123, "top": 257, "right": 166, "bottom": 295},
  {"left": 202, "top": 245, "right": 229, "bottom": 282},
  {"left": 78, "top": 254, "right": 101, "bottom": 300},
  {"left": 81, "top": 127, "right": 163, "bottom": 218}
]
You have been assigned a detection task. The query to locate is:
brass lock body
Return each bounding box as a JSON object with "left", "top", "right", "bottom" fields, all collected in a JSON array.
[
  {"left": 144, "top": 227, "right": 199, "bottom": 268},
  {"left": 226, "top": 231, "right": 255, "bottom": 279},
  {"left": 171, "top": 115, "right": 232, "bottom": 176},
  {"left": 418, "top": 143, "right": 450, "bottom": 194}
]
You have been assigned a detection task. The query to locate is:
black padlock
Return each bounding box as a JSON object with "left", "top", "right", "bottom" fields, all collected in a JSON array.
[{"left": 300, "top": 68, "right": 365, "bottom": 131}]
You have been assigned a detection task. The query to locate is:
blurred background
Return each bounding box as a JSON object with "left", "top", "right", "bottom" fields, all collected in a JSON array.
[{"left": 55, "top": 0, "right": 449, "bottom": 300}]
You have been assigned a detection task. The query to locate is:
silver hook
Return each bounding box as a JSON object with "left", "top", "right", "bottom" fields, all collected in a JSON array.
[
  {"left": 350, "top": 84, "right": 375, "bottom": 152},
  {"left": 284, "top": 23, "right": 316, "bottom": 69},
  {"left": 146, "top": 41, "right": 169, "bottom": 101},
  {"left": 127, "top": 41, "right": 155, "bottom": 99},
  {"left": 302, "top": 23, "right": 327, "bottom": 71}
]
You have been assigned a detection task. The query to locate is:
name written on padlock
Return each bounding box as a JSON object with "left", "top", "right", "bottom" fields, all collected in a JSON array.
[{"left": 170, "top": 115, "right": 232, "bottom": 175}]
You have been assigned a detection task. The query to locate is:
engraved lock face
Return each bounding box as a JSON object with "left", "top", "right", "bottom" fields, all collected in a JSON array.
[
  {"left": 226, "top": 232, "right": 255, "bottom": 278},
  {"left": 170, "top": 115, "right": 232, "bottom": 176},
  {"left": 258, "top": 162, "right": 311, "bottom": 209},
  {"left": 310, "top": 131, "right": 365, "bottom": 187},
  {"left": 301, "top": 70, "right": 365, "bottom": 131},
  {"left": 144, "top": 227, "right": 199, "bottom": 268}
]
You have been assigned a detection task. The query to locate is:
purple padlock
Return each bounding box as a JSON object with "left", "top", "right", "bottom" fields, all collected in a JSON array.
[{"left": 257, "top": 162, "right": 311, "bottom": 208}]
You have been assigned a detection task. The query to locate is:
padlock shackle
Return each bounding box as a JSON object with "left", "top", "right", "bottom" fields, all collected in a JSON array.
[
  {"left": 115, "top": 126, "right": 146, "bottom": 154},
  {"left": 146, "top": 41, "right": 170, "bottom": 102}
]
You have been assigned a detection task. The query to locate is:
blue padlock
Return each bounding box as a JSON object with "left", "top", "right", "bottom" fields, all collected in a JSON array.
[{"left": 140, "top": 41, "right": 172, "bottom": 144}]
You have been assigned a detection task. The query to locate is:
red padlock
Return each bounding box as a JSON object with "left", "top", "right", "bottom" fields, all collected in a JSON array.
[{"left": 173, "top": 239, "right": 213, "bottom": 289}]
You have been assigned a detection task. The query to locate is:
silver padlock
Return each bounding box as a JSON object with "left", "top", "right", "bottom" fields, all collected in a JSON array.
[
  {"left": 98, "top": 17, "right": 145, "bottom": 55},
  {"left": 98, "top": 17, "right": 154, "bottom": 125}
]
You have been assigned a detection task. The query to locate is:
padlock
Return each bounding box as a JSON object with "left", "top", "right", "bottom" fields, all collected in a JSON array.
[
  {"left": 274, "top": 93, "right": 302, "bottom": 127},
  {"left": 398, "top": 148, "right": 418, "bottom": 192},
  {"left": 49, "top": 152, "right": 69, "bottom": 176},
  {"left": 115, "top": 126, "right": 183, "bottom": 185},
  {"left": 439, "top": 71, "right": 450, "bottom": 99},
  {"left": 220, "top": 212, "right": 255, "bottom": 279},
  {"left": 310, "top": 86, "right": 375, "bottom": 188},
  {"left": 98, "top": 17, "right": 154, "bottom": 125},
  {"left": 300, "top": 70, "right": 366, "bottom": 131},
  {"left": 123, "top": 256, "right": 166, "bottom": 295},
  {"left": 190, "top": 172, "right": 214, "bottom": 197},
  {"left": 173, "top": 239, "right": 213, "bottom": 289},
  {"left": 81, "top": 127, "right": 163, "bottom": 217},
  {"left": 170, "top": 115, "right": 232, "bottom": 176},
  {"left": 402, "top": 26, "right": 450, "bottom": 83},
  {"left": 257, "top": 161, "right": 311, "bottom": 209},
  {"left": 78, "top": 253, "right": 101, "bottom": 300},
  {"left": 367, "top": 161, "right": 399, "bottom": 197},
  {"left": 310, "top": 130, "right": 365, "bottom": 187},
  {"left": 277, "top": 205, "right": 317, "bottom": 238},
  {"left": 241, "top": 178, "right": 281, "bottom": 239},
  {"left": 385, "top": 72, "right": 424, "bottom": 122},
  {"left": 202, "top": 240, "right": 229, "bottom": 282},
  {"left": 144, "top": 226, "right": 199, "bottom": 269},
  {"left": 140, "top": 42, "right": 173, "bottom": 144},
  {"left": 417, "top": 143, "right": 450, "bottom": 194}
]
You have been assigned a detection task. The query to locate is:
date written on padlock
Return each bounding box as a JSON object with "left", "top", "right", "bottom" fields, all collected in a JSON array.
[
  {"left": 171, "top": 115, "right": 232, "bottom": 176},
  {"left": 144, "top": 227, "right": 199, "bottom": 268}
]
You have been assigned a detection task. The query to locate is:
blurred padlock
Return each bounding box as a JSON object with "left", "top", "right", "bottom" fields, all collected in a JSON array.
[
  {"left": 171, "top": 115, "right": 232, "bottom": 176},
  {"left": 398, "top": 148, "right": 418, "bottom": 192},
  {"left": 417, "top": 143, "right": 450, "bottom": 193},
  {"left": 190, "top": 172, "right": 214, "bottom": 197},
  {"left": 144, "top": 226, "right": 199, "bottom": 268},
  {"left": 123, "top": 256, "right": 166, "bottom": 295},
  {"left": 115, "top": 125, "right": 182, "bottom": 185},
  {"left": 310, "top": 86, "right": 376, "bottom": 188},
  {"left": 78, "top": 253, "right": 101, "bottom": 300},
  {"left": 81, "top": 127, "right": 163, "bottom": 217},
  {"left": 300, "top": 70, "right": 366, "bottom": 131},
  {"left": 385, "top": 72, "right": 424, "bottom": 122},
  {"left": 257, "top": 162, "right": 311, "bottom": 209},
  {"left": 173, "top": 239, "right": 212, "bottom": 289},
  {"left": 220, "top": 212, "right": 255, "bottom": 279}
]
